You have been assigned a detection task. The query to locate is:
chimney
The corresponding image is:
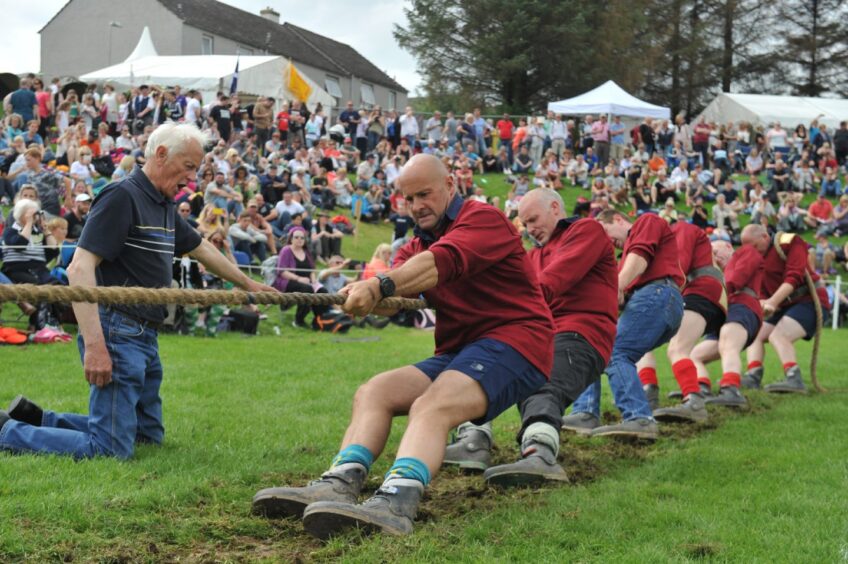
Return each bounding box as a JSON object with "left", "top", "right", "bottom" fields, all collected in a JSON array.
[{"left": 260, "top": 7, "right": 280, "bottom": 24}]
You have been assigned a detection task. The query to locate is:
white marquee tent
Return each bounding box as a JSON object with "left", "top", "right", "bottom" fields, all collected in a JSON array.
[
  {"left": 79, "top": 29, "right": 334, "bottom": 110},
  {"left": 698, "top": 92, "right": 847, "bottom": 129},
  {"left": 548, "top": 80, "right": 671, "bottom": 119}
]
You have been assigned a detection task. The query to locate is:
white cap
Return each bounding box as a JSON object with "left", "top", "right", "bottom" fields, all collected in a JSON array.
[{"left": 75, "top": 193, "right": 92, "bottom": 203}]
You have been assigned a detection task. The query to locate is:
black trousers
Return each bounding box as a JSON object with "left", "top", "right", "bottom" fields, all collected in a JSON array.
[
  {"left": 284, "top": 280, "right": 328, "bottom": 324},
  {"left": 517, "top": 332, "right": 606, "bottom": 443}
]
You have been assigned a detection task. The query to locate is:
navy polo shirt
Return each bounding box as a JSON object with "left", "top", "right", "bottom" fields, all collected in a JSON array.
[{"left": 78, "top": 167, "right": 202, "bottom": 323}]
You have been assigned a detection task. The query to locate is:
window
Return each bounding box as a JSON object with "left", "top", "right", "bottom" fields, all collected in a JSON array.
[
  {"left": 325, "top": 76, "right": 343, "bottom": 109},
  {"left": 388, "top": 90, "right": 397, "bottom": 111},
  {"left": 360, "top": 83, "right": 376, "bottom": 108},
  {"left": 202, "top": 35, "right": 214, "bottom": 55}
]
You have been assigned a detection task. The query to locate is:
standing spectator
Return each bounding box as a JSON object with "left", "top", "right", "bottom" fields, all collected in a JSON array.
[
  {"left": 5, "top": 78, "right": 38, "bottom": 125},
  {"left": 593, "top": 114, "right": 611, "bottom": 163},
  {"left": 549, "top": 114, "right": 568, "bottom": 160},
  {"left": 252, "top": 96, "right": 273, "bottom": 154},
  {"left": 366, "top": 107, "right": 384, "bottom": 151},
  {"left": 425, "top": 111, "right": 442, "bottom": 145},
  {"left": 766, "top": 121, "right": 790, "bottom": 160},
  {"left": 834, "top": 121, "right": 848, "bottom": 167},
  {"left": 692, "top": 117, "right": 711, "bottom": 165},
  {"left": 131, "top": 85, "right": 154, "bottom": 134},
  {"left": 398, "top": 106, "right": 419, "bottom": 148},
  {"left": 20, "top": 147, "right": 70, "bottom": 217},
  {"left": 209, "top": 94, "right": 234, "bottom": 143},
  {"left": 496, "top": 113, "right": 514, "bottom": 165},
  {"left": 184, "top": 90, "right": 202, "bottom": 127},
  {"left": 33, "top": 78, "right": 52, "bottom": 140},
  {"left": 100, "top": 84, "right": 118, "bottom": 134},
  {"left": 674, "top": 114, "right": 693, "bottom": 153},
  {"left": 637, "top": 117, "right": 654, "bottom": 156},
  {"left": 339, "top": 101, "right": 360, "bottom": 139},
  {"left": 528, "top": 117, "right": 546, "bottom": 170},
  {"left": 472, "top": 108, "right": 488, "bottom": 156},
  {"left": 444, "top": 110, "right": 458, "bottom": 147},
  {"left": 609, "top": 115, "right": 627, "bottom": 162}
]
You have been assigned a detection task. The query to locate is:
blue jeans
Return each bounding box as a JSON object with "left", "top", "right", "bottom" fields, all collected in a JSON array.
[
  {"left": 571, "top": 281, "right": 684, "bottom": 421},
  {"left": 0, "top": 309, "right": 163, "bottom": 459}
]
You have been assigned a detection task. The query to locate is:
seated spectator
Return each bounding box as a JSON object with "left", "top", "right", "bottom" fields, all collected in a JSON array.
[
  {"left": 310, "top": 167, "right": 336, "bottom": 210},
  {"left": 658, "top": 198, "right": 679, "bottom": 223},
  {"left": 512, "top": 145, "right": 533, "bottom": 174},
  {"left": 745, "top": 148, "right": 764, "bottom": 175},
  {"left": 647, "top": 151, "right": 667, "bottom": 173},
  {"left": 805, "top": 193, "right": 834, "bottom": 230},
  {"left": 366, "top": 182, "right": 388, "bottom": 220},
  {"left": 272, "top": 226, "right": 335, "bottom": 330},
  {"left": 22, "top": 120, "right": 44, "bottom": 147},
  {"left": 820, "top": 167, "right": 843, "bottom": 197},
  {"left": 204, "top": 169, "right": 244, "bottom": 219},
  {"left": 259, "top": 163, "right": 289, "bottom": 204},
  {"left": 178, "top": 200, "right": 199, "bottom": 229},
  {"left": 770, "top": 159, "right": 793, "bottom": 196},
  {"left": 712, "top": 193, "right": 740, "bottom": 233},
  {"left": 652, "top": 168, "right": 677, "bottom": 203},
  {"left": 718, "top": 178, "right": 745, "bottom": 212},
  {"left": 310, "top": 212, "right": 343, "bottom": 262},
  {"left": 630, "top": 178, "right": 654, "bottom": 215},
  {"left": 361, "top": 243, "right": 391, "bottom": 280},
  {"left": 810, "top": 232, "right": 838, "bottom": 275},
  {"left": 690, "top": 197, "right": 711, "bottom": 229},
  {"left": 750, "top": 193, "right": 777, "bottom": 226},
  {"left": 482, "top": 147, "right": 499, "bottom": 173},
  {"left": 793, "top": 159, "right": 817, "bottom": 193},
  {"left": 317, "top": 255, "right": 354, "bottom": 294},
  {"left": 112, "top": 155, "right": 136, "bottom": 182},
  {"left": 245, "top": 198, "right": 276, "bottom": 255},
  {"left": 229, "top": 212, "right": 268, "bottom": 263},
  {"left": 267, "top": 189, "right": 307, "bottom": 238},
  {"left": 1, "top": 197, "right": 62, "bottom": 329},
  {"left": 776, "top": 197, "right": 808, "bottom": 233},
  {"left": 63, "top": 193, "right": 91, "bottom": 241},
  {"left": 566, "top": 153, "right": 589, "bottom": 188},
  {"left": 827, "top": 195, "right": 848, "bottom": 236},
  {"left": 70, "top": 146, "right": 107, "bottom": 194},
  {"left": 350, "top": 185, "right": 377, "bottom": 223},
  {"left": 197, "top": 203, "right": 229, "bottom": 238},
  {"left": 669, "top": 159, "right": 689, "bottom": 191},
  {"left": 333, "top": 166, "right": 353, "bottom": 208}
]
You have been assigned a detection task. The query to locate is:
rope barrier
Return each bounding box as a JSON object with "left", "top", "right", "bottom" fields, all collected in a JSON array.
[{"left": 0, "top": 284, "right": 427, "bottom": 311}]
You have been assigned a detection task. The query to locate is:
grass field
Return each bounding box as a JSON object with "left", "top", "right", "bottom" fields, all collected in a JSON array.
[{"left": 1, "top": 323, "right": 847, "bottom": 562}]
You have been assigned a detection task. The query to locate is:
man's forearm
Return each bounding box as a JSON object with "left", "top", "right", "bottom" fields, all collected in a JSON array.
[
  {"left": 387, "top": 250, "right": 439, "bottom": 297},
  {"left": 618, "top": 253, "right": 649, "bottom": 291},
  {"left": 190, "top": 239, "right": 253, "bottom": 289},
  {"left": 67, "top": 259, "right": 106, "bottom": 346},
  {"left": 769, "top": 281, "right": 796, "bottom": 306}
]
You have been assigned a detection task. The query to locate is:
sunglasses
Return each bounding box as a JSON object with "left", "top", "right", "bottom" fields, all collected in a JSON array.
[{"left": 291, "top": 235, "right": 305, "bottom": 240}]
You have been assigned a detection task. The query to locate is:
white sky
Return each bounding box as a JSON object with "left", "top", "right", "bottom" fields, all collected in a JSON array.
[{"left": 0, "top": 0, "right": 422, "bottom": 94}]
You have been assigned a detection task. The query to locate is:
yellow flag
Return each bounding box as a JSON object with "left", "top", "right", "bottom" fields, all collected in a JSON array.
[{"left": 287, "top": 60, "right": 312, "bottom": 102}]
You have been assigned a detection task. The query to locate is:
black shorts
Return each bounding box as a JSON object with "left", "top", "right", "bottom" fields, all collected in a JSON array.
[
  {"left": 684, "top": 294, "right": 726, "bottom": 335},
  {"left": 766, "top": 301, "right": 818, "bottom": 340},
  {"left": 704, "top": 303, "right": 762, "bottom": 349}
]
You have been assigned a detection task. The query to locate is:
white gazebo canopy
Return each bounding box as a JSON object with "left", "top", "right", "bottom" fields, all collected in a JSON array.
[
  {"left": 124, "top": 26, "right": 158, "bottom": 62},
  {"left": 548, "top": 80, "right": 671, "bottom": 119},
  {"left": 80, "top": 55, "right": 334, "bottom": 110},
  {"left": 698, "top": 92, "right": 847, "bottom": 129}
]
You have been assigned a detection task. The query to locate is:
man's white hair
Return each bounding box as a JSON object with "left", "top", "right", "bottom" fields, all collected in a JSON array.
[
  {"left": 144, "top": 122, "right": 208, "bottom": 160},
  {"left": 13, "top": 198, "right": 40, "bottom": 223}
]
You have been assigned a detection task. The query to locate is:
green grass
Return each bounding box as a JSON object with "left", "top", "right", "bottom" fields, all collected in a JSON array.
[{"left": 1, "top": 324, "right": 847, "bottom": 562}]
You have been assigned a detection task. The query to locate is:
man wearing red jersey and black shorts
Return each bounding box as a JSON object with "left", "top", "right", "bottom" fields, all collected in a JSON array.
[
  {"left": 252, "top": 154, "right": 554, "bottom": 537},
  {"left": 689, "top": 237, "right": 764, "bottom": 407},
  {"left": 564, "top": 211, "right": 684, "bottom": 440},
  {"left": 640, "top": 221, "right": 727, "bottom": 423},
  {"left": 741, "top": 225, "right": 829, "bottom": 393},
  {"left": 441, "top": 188, "right": 617, "bottom": 485}
]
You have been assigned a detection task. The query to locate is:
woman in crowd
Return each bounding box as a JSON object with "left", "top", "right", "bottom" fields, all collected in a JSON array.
[
  {"left": 96, "top": 122, "right": 115, "bottom": 155},
  {"left": 361, "top": 243, "right": 391, "bottom": 280},
  {"left": 310, "top": 212, "right": 344, "bottom": 263},
  {"left": 273, "top": 226, "right": 333, "bottom": 329},
  {"left": 111, "top": 155, "right": 136, "bottom": 182},
  {"left": 69, "top": 146, "right": 107, "bottom": 193},
  {"left": 197, "top": 203, "right": 229, "bottom": 238}
]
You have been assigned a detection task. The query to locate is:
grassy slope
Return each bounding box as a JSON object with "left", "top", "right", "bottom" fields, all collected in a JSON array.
[{"left": 1, "top": 327, "right": 846, "bottom": 562}]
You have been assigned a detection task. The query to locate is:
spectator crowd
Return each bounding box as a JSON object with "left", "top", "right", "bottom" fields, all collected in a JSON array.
[{"left": 2, "top": 73, "right": 848, "bottom": 335}]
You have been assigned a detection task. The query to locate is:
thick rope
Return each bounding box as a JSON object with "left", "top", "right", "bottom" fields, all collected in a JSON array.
[
  {"left": 773, "top": 232, "right": 824, "bottom": 393},
  {"left": 0, "top": 284, "right": 427, "bottom": 312}
]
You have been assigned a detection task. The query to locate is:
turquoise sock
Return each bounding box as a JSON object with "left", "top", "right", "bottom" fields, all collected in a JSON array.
[
  {"left": 330, "top": 444, "right": 374, "bottom": 471},
  {"left": 385, "top": 457, "right": 431, "bottom": 486}
]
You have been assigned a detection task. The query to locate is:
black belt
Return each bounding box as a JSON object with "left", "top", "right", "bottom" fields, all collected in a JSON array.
[
  {"left": 687, "top": 265, "right": 725, "bottom": 285},
  {"left": 638, "top": 277, "right": 681, "bottom": 293},
  {"left": 786, "top": 280, "right": 824, "bottom": 303},
  {"left": 102, "top": 306, "right": 162, "bottom": 331}
]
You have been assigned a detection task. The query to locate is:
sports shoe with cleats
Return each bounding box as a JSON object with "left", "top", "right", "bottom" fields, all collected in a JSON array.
[
  {"left": 442, "top": 425, "right": 492, "bottom": 472},
  {"left": 560, "top": 412, "right": 600, "bottom": 436},
  {"left": 643, "top": 384, "right": 660, "bottom": 411},
  {"left": 705, "top": 386, "right": 748, "bottom": 407},
  {"left": 483, "top": 442, "right": 568, "bottom": 488},
  {"left": 8, "top": 395, "right": 43, "bottom": 426},
  {"left": 764, "top": 365, "right": 807, "bottom": 394},
  {"left": 251, "top": 463, "right": 367, "bottom": 519},
  {"left": 741, "top": 366, "right": 764, "bottom": 390},
  {"left": 302, "top": 478, "right": 423, "bottom": 538},
  {"left": 591, "top": 418, "right": 658, "bottom": 441},
  {"left": 653, "top": 393, "right": 708, "bottom": 423}
]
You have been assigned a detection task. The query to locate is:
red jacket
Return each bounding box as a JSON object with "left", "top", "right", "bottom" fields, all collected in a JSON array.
[
  {"left": 395, "top": 197, "right": 554, "bottom": 377},
  {"left": 528, "top": 218, "right": 618, "bottom": 364},
  {"left": 623, "top": 214, "right": 685, "bottom": 293},
  {"left": 724, "top": 244, "right": 764, "bottom": 323},
  {"left": 761, "top": 233, "right": 830, "bottom": 310},
  {"left": 672, "top": 221, "right": 726, "bottom": 312}
]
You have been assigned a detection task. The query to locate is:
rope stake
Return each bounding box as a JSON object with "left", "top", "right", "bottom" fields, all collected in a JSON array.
[{"left": 0, "top": 284, "right": 427, "bottom": 311}]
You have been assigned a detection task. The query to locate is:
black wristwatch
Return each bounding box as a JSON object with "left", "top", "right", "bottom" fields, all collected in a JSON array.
[{"left": 376, "top": 273, "right": 396, "bottom": 298}]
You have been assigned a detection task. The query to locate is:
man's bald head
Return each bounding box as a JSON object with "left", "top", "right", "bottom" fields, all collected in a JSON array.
[
  {"left": 518, "top": 188, "right": 565, "bottom": 246},
  {"left": 398, "top": 153, "right": 454, "bottom": 232},
  {"left": 741, "top": 223, "right": 770, "bottom": 254}
]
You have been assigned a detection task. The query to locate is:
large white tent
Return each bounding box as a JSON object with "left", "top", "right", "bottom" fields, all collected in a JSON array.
[
  {"left": 698, "top": 92, "right": 847, "bottom": 129},
  {"left": 79, "top": 28, "right": 334, "bottom": 110},
  {"left": 548, "top": 80, "right": 671, "bottom": 119}
]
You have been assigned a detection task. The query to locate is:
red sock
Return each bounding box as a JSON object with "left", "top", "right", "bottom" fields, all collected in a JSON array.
[
  {"left": 672, "top": 359, "right": 700, "bottom": 396},
  {"left": 783, "top": 362, "right": 797, "bottom": 371},
  {"left": 747, "top": 361, "right": 763, "bottom": 371},
  {"left": 720, "top": 372, "right": 741, "bottom": 388},
  {"left": 638, "top": 367, "right": 658, "bottom": 386},
  {"left": 698, "top": 377, "right": 712, "bottom": 387}
]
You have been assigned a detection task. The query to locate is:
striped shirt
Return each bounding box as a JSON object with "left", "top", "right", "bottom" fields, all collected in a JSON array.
[{"left": 77, "top": 167, "right": 202, "bottom": 323}]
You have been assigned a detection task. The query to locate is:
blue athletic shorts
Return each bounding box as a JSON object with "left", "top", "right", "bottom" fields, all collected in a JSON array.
[
  {"left": 414, "top": 338, "right": 547, "bottom": 424},
  {"left": 703, "top": 303, "right": 762, "bottom": 348},
  {"left": 765, "top": 301, "right": 817, "bottom": 340}
]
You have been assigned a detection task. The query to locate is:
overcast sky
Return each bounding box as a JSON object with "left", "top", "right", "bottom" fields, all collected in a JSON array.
[{"left": 0, "top": 0, "right": 422, "bottom": 94}]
